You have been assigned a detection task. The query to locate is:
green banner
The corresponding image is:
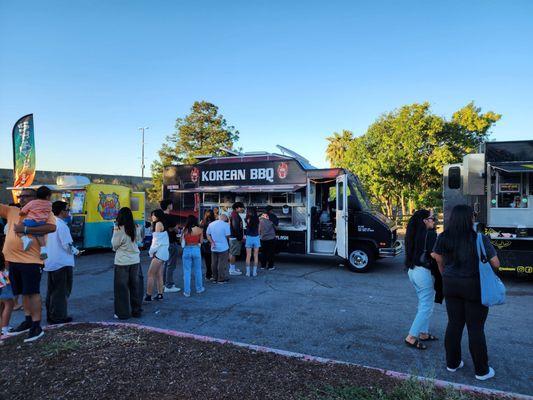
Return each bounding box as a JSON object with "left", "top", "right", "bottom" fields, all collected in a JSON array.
[{"left": 12, "top": 114, "right": 36, "bottom": 188}]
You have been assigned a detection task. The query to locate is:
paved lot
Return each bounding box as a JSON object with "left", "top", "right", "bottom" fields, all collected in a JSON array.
[{"left": 10, "top": 251, "right": 533, "bottom": 396}]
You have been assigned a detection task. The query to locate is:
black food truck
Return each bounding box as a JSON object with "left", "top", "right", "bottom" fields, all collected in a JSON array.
[
  {"left": 162, "top": 147, "right": 401, "bottom": 272},
  {"left": 443, "top": 140, "right": 533, "bottom": 277}
]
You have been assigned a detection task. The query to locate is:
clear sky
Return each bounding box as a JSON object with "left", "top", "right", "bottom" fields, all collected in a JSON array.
[{"left": 1, "top": 0, "right": 532, "bottom": 177}]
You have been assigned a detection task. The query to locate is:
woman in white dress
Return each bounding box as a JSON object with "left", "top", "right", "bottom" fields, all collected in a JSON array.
[{"left": 145, "top": 209, "right": 169, "bottom": 301}]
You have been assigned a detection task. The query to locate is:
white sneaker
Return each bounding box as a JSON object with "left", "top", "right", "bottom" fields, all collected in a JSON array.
[
  {"left": 252, "top": 266, "right": 257, "bottom": 277},
  {"left": 447, "top": 360, "right": 464, "bottom": 372},
  {"left": 164, "top": 285, "right": 181, "bottom": 293},
  {"left": 475, "top": 367, "right": 495, "bottom": 381},
  {"left": 245, "top": 266, "right": 251, "bottom": 277},
  {"left": 21, "top": 236, "right": 33, "bottom": 251},
  {"left": 1, "top": 327, "right": 14, "bottom": 336},
  {"left": 230, "top": 269, "right": 242, "bottom": 276},
  {"left": 197, "top": 287, "right": 205, "bottom": 294}
]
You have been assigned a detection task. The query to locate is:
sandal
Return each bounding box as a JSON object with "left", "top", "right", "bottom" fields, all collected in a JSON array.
[
  {"left": 419, "top": 334, "right": 439, "bottom": 341},
  {"left": 405, "top": 339, "right": 427, "bottom": 350}
]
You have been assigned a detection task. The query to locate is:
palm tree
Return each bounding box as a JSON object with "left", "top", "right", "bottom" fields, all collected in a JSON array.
[{"left": 325, "top": 130, "right": 354, "bottom": 167}]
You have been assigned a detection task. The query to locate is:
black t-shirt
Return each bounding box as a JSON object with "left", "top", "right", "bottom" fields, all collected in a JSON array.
[
  {"left": 433, "top": 231, "right": 497, "bottom": 278},
  {"left": 407, "top": 228, "right": 437, "bottom": 270},
  {"left": 164, "top": 214, "right": 180, "bottom": 244}
]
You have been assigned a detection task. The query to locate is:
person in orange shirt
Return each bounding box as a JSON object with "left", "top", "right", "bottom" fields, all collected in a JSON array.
[{"left": 0, "top": 188, "right": 56, "bottom": 343}]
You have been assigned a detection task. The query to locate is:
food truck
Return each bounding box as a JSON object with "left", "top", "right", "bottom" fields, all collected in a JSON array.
[
  {"left": 11, "top": 176, "right": 146, "bottom": 249},
  {"left": 162, "top": 147, "right": 401, "bottom": 272},
  {"left": 443, "top": 140, "right": 533, "bottom": 276}
]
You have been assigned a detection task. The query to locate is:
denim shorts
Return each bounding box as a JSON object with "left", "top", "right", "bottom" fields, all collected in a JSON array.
[
  {"left": 23, "top": 219, "right": 46, "bottom": 228},
  {"left": 0, "top": 283, "right": 14, "bottom": 300},
  {"left": 245, "top": 235, "right": 261, "bottom": 249}
]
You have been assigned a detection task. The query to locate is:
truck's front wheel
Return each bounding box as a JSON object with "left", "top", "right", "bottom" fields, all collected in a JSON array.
[{"left": 347, "top": 245, "right": 374, "bottom": 273}]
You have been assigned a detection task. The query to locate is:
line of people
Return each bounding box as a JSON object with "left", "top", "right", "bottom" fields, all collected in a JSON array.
[
  {"left": 111, "top": 200, "right": 279, "bottom": 320},
  {"left": 404, "top": 205, "right": 499, "bottom": 381}
]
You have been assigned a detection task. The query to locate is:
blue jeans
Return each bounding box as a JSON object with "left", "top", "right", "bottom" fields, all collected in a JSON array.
[
  {"left": 408, "top": 266, "right": 435, "bottom": 337},
  {"left": 182, "top": 246, "right": 204, "bottom": 295}
]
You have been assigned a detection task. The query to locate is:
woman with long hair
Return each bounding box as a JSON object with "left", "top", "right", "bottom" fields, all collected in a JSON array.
[
  {"left": 181, "top": 215, "right": 204, "bottom": 297},
  {"left": 200, "top": 209, "right": 216, "bottom": 280},
  {"left": 404, "top": 209, "right": 438, "bottom": 350},
  {"left": 433, "top": 204, "right": 500, "bottom": 381},
  {"left": 111, "top": 207, "right": 142, "bottom": 319},
  {"left": 145, "top": 209, "right": 169, "bottom": 302},
  {"left": 244, "top": 207, "right": 260, "bottom": 277}
]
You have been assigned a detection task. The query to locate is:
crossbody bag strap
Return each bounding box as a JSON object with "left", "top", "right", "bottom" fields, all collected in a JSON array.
[{"left": 477, "top": 233, "right": 488, "bottom": 263}]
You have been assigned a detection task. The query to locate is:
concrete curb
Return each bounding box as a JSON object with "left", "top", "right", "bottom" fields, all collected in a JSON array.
[{"left": 38, "top": 322, "right": 533, "bottom": 400}]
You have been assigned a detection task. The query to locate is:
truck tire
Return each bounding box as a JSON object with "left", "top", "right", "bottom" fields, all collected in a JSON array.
[{"left": 347, "top": 244, "right": 375, "bottom": 273}]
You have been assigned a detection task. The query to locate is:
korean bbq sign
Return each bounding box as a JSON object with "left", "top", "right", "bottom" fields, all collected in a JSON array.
[{"left": 165, "top": 160, "right": 307, "bottom": 187}]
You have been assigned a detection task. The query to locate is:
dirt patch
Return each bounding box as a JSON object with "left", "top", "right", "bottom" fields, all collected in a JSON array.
[{"left": 0, "top": 324, "right": 516, "bottom": 400}]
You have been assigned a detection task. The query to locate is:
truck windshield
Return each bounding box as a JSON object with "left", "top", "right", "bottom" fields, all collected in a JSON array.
[{"left": 348, "top": 174, "right": 372, "bottom": 211}]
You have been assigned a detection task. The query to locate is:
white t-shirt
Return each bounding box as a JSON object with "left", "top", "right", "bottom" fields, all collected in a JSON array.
[
  {"left": 206, "top": 220, "right": 231, "bottom": 252},
  {"left": 44, "top": 217, "right": 75, "bottom": 272}
]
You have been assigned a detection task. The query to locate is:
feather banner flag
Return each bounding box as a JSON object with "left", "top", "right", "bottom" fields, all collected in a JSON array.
[{"left": 12, "top": 114, "right": 36, "bottom": 188}]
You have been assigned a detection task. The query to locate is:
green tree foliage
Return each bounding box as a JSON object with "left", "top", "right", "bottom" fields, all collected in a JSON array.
[
  {"left": 328, "top": 102, "right": 500, "bottom": 216},
  {"left": 148, "top": 101, "right": 239, "bottom": 202}
]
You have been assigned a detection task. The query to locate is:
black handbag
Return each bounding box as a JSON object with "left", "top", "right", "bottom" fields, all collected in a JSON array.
[{"left": 418, "top": 232, "right": 431, "bottom": 268}]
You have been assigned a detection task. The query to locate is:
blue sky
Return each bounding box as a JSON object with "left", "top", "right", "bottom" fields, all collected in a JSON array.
[{"left": 1, "top": 1, "right": 532, "bottom": 177}]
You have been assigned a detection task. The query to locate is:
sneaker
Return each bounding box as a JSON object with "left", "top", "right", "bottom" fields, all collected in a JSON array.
[
  {"left": 217, "top": 280, "right": 229, "bottom": 284},
  {"left": 447, "top": 360, "right": 464, "bottom": 372},
  {"left": 12, "top": 319, "right": 32, "bottom": 334},
  {"left": 24, "top": 326, "right": 44, "bottom": 343},
  {"left": 164, "top": 285, "right": 181, "bottom": 293},
  {"left": 183, "top": 292, "right": 191, "bottom": 297},
  {"left": 245, "top": 267, "right": 251, "bottom": 277},
  {"left": 197, "top": 288, "right": 205, "bottom": 294},
  {"left": 267, "top": 267, "right": 276, "bottom": 271},
  {"left": 252, "top": 267, "right": 257, "bottom": 277},
  {"left": 230, "top": 269, "right": 242, "bottom": 276},
  {"left": 21, "top": 236, "right": 33, "bottom": 251},
  {"left": 1, "top": 327, "right": 14, "bottom": 336},
  {"left": 144, "top": 294, "right": 152, "bottom": 302},
  {"left": 155, "top": 293, "right": 163, "bottom": 301},
  {"left": 475, "top": 367, "right": 495, "bottom": 381}
]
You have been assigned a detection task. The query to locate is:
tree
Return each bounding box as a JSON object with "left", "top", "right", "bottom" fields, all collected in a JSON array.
[
  {"left": 339, "top": 102, "right": 500, "bottom": 216},
  {"left": 148, "top": 101, "right": 239, "bottom": 202},
  {"left": 326, "top": 130, "right": 354, "bottom": 167}
]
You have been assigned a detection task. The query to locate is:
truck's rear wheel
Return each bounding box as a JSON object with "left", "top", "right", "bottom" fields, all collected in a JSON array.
[{"left": 347, "top": 245, "right": 374, "bottom": 273}]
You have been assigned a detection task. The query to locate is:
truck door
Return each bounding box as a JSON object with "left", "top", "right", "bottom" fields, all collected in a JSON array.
[
  {"left": 336, "top": 174, "right": 348, "bottom": 258},
  {"left": 306, "top": 178, "right": 315, "bottom": 253}
]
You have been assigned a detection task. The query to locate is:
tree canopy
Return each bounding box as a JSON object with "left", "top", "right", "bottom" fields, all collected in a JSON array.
[
  {"left": 326, "top": 102, "right": 501, "bottom": 216},
  {"left": 148, "top": 101, "right": 239, "bottom": 202}
]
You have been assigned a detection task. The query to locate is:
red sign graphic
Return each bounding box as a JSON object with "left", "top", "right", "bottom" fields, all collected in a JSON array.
[
  {"left": 277, "top": 162, "right": 289, "bottom": 179},
  {"left": 190, "top": 167, "right": 200, "bottom": 183}
]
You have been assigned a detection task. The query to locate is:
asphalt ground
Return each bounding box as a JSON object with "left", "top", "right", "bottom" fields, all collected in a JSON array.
[{"left": 8, "top": 250, "right": 533, "bottom": 396}]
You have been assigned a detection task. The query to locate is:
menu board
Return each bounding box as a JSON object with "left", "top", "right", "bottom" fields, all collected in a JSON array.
[
  {"left": 499, "top": 183, "right": 520, "bottom": 193},
  {"left": 71, "top": 191, "right": 86, "bottom": 214}
]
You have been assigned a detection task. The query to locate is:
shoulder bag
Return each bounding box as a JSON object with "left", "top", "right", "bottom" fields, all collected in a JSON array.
[{"left": 476, "top": 233, "right": 506, "bottom": 306}]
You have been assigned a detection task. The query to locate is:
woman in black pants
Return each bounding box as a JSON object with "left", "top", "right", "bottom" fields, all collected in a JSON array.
[
  {"left": 432, "top": 205, "right": 500, "bottom": 381},
  {"left": 200, "top": 209, "right": 215, "bottom": 280}
]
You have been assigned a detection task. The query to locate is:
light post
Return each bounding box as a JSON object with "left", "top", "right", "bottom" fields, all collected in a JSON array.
[{"left": 138, "top": 126, "right": 149, "bottom": 178}]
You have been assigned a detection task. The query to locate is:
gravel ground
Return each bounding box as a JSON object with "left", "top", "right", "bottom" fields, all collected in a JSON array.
[{"left": 0, "top": 324, "right": 517, "bottom": 400}]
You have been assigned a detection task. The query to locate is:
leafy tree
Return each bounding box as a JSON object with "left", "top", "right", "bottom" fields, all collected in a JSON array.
[
  {"left": 339, "top": 102, "right": 500, "bottom": 216},
  {"left": 326, "top": 130, "right": 354, "bottom": 167},
  {"left": 148, "top": 101, "right": 239, "bottom": 202}
]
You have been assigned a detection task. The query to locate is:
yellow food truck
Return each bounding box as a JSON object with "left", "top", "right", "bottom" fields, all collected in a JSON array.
[{"left": 12, "top": 176, "right": 146, "bottom": 249}]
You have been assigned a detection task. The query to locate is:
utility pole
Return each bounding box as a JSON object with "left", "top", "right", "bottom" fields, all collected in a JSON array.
[{"left": 138, "top": 127, "right": 149, "bottom": 178}]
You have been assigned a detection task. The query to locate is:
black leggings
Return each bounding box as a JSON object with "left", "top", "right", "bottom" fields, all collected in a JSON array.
[
  {"left": 260, "top": 239, "right": 276, "bottom": 268},
  {"left": 443, "top": 276, "right": 489, "bottom": 376}
]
